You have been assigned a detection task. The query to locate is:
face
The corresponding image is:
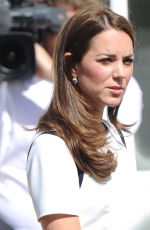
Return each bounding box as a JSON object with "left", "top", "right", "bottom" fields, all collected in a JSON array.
[{"left": 74, "top": 29, "right": 134, "bottom": 109}]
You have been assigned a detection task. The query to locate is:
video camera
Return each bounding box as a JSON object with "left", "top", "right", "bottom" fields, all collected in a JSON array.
[{"left": 0, "top": 1, "right": 68, "bottom": 82}]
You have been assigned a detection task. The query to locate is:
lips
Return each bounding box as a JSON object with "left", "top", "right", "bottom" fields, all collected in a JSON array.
[
  {"left": 108, "top": 86, "right": 123, "bottom": 90},
  {"left": 107, "top": 86, "right": 124, "bottom": 96}
]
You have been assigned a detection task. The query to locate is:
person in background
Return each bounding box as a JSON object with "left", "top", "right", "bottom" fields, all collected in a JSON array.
[
  {"left": 27, "top": 4, "right": 144, "bottom": 229},
  {"left": 0, "top": 0, "right": 104, "bottom": 229},
  {"left": 0, "top": 3, "right": 53, "bottom": 229},
  {"left": 0, "top": 77, "right": 52, "bottom": 230}
]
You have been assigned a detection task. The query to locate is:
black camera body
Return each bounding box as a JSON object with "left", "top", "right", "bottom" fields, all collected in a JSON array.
[
  {"left": 10, "top": 4, "right": 68, "bottom": 39},
  {"left": 0, "top": 2, "right": 68, "bottom": 82}
]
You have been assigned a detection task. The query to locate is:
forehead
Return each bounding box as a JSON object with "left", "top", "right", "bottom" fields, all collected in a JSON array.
[{"left": 88, "top": 29, "right": 133, "bottom": 55}]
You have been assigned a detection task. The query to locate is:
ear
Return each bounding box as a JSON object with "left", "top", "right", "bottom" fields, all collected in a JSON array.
[
  {"left": 64, "top": 52, "right": 77, "bottom": 76},
  {"left": 64, "top": 52, "right": 72, "bottom": 58},
  {"left": 65, "top": 52, "right": 72, "bottom": 59}
]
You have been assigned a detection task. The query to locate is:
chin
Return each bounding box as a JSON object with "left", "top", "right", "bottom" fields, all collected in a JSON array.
[
  {"left": 106, "top": 96, "right": 123, "bottom": 107},
  {"left": 106, "top": 101, "right": 122, "bottom": 108}
]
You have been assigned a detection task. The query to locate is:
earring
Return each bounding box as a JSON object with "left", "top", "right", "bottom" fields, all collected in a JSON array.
[{"left": 72, "top": 76, "right": 78, "bottom": 85}]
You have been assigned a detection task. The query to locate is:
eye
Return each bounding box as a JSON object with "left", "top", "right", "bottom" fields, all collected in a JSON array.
[
  {"left": 123, "top": 57, "right": 134, "bottom": 66},
  {"left": 98, "top": 57, "right": 112, "bottom": 65}
]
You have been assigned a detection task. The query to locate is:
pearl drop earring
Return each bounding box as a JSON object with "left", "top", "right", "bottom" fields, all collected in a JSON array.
[{"left": 72, "top": 76, "right": 78, "bottom": 85}]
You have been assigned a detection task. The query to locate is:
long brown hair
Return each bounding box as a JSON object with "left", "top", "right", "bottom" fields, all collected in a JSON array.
[{"left": 37, "top": 4, "right": 135, "bottom": 180}]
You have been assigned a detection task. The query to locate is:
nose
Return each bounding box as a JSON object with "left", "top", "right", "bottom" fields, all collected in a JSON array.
[{"left": 112, "top": 62, "right": 125, "bottom": 78}]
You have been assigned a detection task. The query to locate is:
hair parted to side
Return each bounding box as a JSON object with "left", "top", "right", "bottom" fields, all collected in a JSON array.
[{"left": 37, "top": 4, "right": 135, "bottom": 180}]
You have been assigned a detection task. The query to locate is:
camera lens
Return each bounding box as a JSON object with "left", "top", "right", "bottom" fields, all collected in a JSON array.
[
  {"left": 0, "top": 41, "right": 26, "bottom": 74},
  {"left": 0, "top": 32, "right": 35, "bottom": 81}
]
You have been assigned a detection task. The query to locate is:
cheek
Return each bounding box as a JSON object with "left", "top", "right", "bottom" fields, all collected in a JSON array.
[{"left": 78, "top": 63, "right": 111, "bottom": 83}]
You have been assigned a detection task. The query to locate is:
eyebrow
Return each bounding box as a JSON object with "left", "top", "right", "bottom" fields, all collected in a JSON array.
[
  {"left": 123, "top": 54, "right": 134, "bottom": 58},
  {"left": 100, "top": 54, "right": 134, "bottom": 58}
]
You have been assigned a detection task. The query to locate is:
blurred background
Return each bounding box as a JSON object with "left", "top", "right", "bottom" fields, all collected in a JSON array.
[{"left": 128, "top": 0, "right": 150, "bottom": 170}]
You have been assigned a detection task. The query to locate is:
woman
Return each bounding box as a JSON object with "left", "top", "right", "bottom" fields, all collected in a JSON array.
[{"left": 27, "top": 4, "right": 135, "bottom": 229}]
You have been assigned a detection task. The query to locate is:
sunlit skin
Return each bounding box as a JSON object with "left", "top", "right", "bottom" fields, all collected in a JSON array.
[{"left": 74, "top": 29, "right": 134, "bottom": 114}]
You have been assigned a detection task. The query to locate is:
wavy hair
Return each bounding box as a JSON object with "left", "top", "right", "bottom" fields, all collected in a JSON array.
[{"left": 37, "top": 4, "right": 135, "bottom": 180}]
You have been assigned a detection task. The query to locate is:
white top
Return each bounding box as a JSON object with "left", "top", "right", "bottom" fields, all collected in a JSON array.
[
  {"left": 27, "top": 123, "right": 137, "bottom": 230},
  {"left": 0, "top": 76, "right": 53, "bottom": 229}
]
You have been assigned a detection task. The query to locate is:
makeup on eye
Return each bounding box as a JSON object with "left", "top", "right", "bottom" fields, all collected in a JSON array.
[
  {"left": 97, "top": 57, "right": 113, "bottom": 65},
  {"left": 123, "top": 56, "right": 134, "bottom": 65},
  {"left": 96, "top": 54, "right": 134, "bottom": 65}
]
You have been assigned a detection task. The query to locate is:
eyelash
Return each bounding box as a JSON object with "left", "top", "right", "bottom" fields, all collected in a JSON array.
[
  {"left": 123, "top": 58, "right": 134, "bottom": 65},
  {"left": 98, "top": 58, "right": 134, "bottom": 65},
  {"left": 98, "top": 58, "right": 111, "bottom": 64}
]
